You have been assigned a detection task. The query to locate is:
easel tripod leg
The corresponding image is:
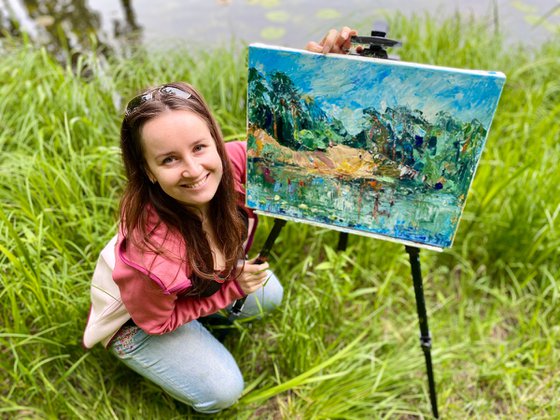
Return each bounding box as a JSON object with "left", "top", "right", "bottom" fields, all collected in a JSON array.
[
  {"left": 228, "top": 218, "right": 287, "bottom": 321},
  {"left": 405, "top": 245, "right": 439, "bottom": 418},
  {"left": 337, "top": 232, "right": 349, "bottom": 251}
]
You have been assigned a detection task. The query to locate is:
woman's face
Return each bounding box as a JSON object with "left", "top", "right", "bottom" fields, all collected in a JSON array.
[{"left": 140, "top": 110, "right": 223, "bottom": 214}]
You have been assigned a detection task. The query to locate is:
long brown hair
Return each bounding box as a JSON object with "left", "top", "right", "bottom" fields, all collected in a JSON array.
[{"left": 119, "top": 82, "right": 245, "bottom": 296}]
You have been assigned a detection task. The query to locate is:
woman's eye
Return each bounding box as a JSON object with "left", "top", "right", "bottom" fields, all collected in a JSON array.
[
  {"left": 193, "top": 144, "right": 205, "bottom": 152},
  {"left": 162, "top": 156, "right": 175, "bottom": 164}
]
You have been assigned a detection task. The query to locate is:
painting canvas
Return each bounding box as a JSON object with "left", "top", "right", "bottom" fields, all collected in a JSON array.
[{"left": 246, "top": 44, "right": 506, "bottom": 250}]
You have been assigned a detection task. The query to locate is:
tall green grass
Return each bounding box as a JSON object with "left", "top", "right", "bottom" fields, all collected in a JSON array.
[{"left": 1, "top": 13, "right": 559, "bottom": 418}]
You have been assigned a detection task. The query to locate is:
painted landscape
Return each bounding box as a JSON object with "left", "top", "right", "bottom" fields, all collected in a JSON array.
[{"left": 246, "top": 45, "right": 505, "bottom": 249}]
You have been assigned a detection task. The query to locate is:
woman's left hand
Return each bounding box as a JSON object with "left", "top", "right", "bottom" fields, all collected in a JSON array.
[
  {"left": 235, "top": 258, "right": 270, "bottom": 295},
  {"left": 305, "top": 26, "right": 358, "bottom": 55}
]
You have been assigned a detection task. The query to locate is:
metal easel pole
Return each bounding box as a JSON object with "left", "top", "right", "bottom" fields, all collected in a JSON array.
[
  {"left": 228, "top": 218, "right": 287, "bottom": 321},
  {"left": 350, "top": 23, "right": 439, "bottom": 417},
  {"left": 338, "top": 234, "right": 439, "bottom": 417},
  {"left": 337, "top": 232, "right": 349, "bottom": 251},
  {"left": 405, "top": 245, "right": 439, "bottom": 418}
]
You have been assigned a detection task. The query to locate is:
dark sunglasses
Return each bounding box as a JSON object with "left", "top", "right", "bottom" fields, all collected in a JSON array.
[{"left": 125, "top": 85, "right": 192, "bottom": 115}]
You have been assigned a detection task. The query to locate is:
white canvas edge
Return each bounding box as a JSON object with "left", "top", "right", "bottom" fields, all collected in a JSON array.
[
  {"left": 249, "top": 43, "right": 507, "bottom": 79},
  {"left": 253, "top": 210, "right": 444, "bottom": 252}
]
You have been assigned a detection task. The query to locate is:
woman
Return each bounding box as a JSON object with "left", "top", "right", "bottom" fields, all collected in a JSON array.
[{"left": 83, "top": 27, "right": 358, "bottom": 413}]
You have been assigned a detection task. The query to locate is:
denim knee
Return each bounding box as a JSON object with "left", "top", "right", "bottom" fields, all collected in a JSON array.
[
  {"left": 189, "top": 369, "right": 244, "bottom": 413},
  {"left": 238, "top": 270, "right": 283, "bottom": 318},
  {"left": 261, "top": 270, "right": 283, "bottom": 310}
]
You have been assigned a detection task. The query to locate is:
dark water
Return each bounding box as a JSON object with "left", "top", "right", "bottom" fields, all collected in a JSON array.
[{"left": 1, "top": 0, "right": 558, "bottom": 59}]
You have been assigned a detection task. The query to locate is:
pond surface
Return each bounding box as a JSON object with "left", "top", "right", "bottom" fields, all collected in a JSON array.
[{"left": 1, "top": 0, "right": 559, "bottom": 56}]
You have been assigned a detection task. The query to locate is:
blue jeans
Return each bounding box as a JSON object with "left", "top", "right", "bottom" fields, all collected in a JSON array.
[{"left": 109, "top": 271, "right": 283, "bottom": 414}]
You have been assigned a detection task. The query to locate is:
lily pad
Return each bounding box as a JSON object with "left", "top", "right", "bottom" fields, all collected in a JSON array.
[
  {"left": 247, "top": 0, "right": 280, "bottom": 8},
  {"left": 316, "top": 8, "right": 341, "bottom": 20},
  {"left": 261, "top": 26, "right": 286, "bottom": 40},
  {"left": 266, "top": 10, "right": 290, "bottom": 23}
]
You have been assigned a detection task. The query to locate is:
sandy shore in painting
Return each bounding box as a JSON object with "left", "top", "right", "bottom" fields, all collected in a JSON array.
[{"left": 248, "top": 127, "right": 403, "bottom": 180}]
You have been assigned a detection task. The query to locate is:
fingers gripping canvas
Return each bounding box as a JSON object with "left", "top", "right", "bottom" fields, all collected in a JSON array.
[{"left": 246, "top": 44, "right": 505, "bottom": 250}]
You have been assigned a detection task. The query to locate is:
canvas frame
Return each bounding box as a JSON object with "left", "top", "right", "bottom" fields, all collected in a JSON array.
[{"left": 246, "top": 44, "right": 506, "bottom": 251}]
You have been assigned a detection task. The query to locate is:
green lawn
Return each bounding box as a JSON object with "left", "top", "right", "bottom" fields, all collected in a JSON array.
[{"left": 1, "top": 13, "right": 559, "bottom": 419}]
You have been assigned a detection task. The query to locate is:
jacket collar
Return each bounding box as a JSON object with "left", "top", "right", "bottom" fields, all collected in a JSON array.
[{"left": 117, "top": 202, "right": 257, "bottom": 295}]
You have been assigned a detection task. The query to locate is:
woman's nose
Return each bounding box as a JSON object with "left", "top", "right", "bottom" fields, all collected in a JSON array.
[{"left": 181, "top": 157, "right": 200, "bottom": 177}]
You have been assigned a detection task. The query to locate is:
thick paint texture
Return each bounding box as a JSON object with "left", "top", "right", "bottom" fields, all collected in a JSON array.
[{"left": 246, "top": 44, "right": 505, "bottom": 249}]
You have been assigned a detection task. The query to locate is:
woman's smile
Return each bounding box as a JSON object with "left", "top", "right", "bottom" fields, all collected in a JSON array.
[{"left": 182, "top": 173, "right": 210, "bottom": 189}]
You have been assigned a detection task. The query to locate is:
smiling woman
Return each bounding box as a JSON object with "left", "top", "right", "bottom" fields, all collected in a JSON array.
[
  {"left": 81, "top": 26, "right": 356, "bottom": 415},
  {"left": 84, "top": 81, "right": 281, "bottom": 413}
]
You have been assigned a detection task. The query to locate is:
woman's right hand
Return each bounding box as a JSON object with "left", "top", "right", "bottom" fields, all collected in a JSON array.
[
  {"left": 235, "top": 258, "right": 270, "bottom": 295},
  {"left": 305, "top": 26, "right": 358, "bottom": 55}
]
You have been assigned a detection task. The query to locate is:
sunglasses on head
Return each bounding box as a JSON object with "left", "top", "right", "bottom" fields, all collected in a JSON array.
[{"left": 125, "top": 85, "right": 192, "bottom": 115}]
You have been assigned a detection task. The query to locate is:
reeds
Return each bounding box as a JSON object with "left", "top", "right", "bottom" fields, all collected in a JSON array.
[{"left": 1, "top": 12, "right": 559, "bottom": 418}]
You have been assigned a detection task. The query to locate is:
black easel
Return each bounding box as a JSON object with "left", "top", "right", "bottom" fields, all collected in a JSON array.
[
  {"left": 406, "top": 245, "right": 438, "bottom": 418},
  {"left": 349, "top": 25, "right": 439, "bottom": 418},
  {"left": 232, "top": 217, "right": 439, "bottom": 417},
  {"left": 228, "top": 218, "right": 287, "bottom": 321},
  {"left": 231, "top": 25, "right": 439, "bottom": 417}
]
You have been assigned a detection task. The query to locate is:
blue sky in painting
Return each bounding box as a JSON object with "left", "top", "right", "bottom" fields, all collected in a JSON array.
[{"left": 249, "top": 45, "right": 505, "bottom": 130}]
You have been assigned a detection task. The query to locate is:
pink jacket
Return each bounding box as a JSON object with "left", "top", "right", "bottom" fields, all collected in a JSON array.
[
  {"left": 114, "top": 141, "right": 256, "bottom": 334},
  {"left": 83, "top": 141, "right": 257, "bottom": 347}
]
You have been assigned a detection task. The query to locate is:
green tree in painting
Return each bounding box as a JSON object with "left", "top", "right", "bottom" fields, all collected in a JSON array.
[
  {"left": 269, "top": 71, "right": 305, "bottom": 148},
  {"left": 249, "top": 69, "right": 340, "bottom": 151},
  {"left": 248, "top": 67, "right": 273, "bottom": 134},
  {"left": 363, "top": 108, "right": 390, "bottom": 152},
  {"left": 298, "top": 129, "right": 328, "bottom": 150}
]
